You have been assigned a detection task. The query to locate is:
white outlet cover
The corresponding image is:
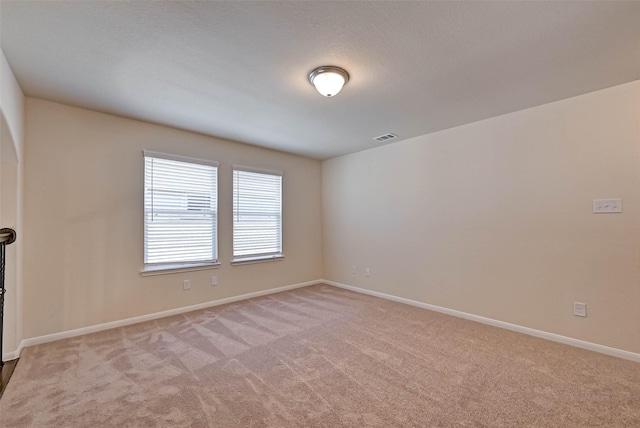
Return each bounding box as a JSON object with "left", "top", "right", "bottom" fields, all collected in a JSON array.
[
  {"left": 593, "top": 198, "right": 622, "bottom": 213},
  {"left": 573, "top": 302, "right": 587, "bottom": 317}
]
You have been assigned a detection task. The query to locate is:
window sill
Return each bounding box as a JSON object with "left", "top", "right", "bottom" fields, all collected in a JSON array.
[
  {"left": 140, "top": 262, "right": 220, "bottom": 276},
  {"left": 231, "top": 254, "right": 284, "bottom": 266}
]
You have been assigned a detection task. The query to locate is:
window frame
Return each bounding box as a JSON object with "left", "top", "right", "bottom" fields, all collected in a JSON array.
[
  {"left": 231, "top": 165, "right": 284, "bottom": 265},
  {"left": 141, "top": 150, "right": 220, "bottom": 276}
]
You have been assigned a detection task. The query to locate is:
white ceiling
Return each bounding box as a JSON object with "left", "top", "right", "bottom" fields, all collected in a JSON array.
[{"left": 1, "top": 1, "right": 639, "bottom": 160}]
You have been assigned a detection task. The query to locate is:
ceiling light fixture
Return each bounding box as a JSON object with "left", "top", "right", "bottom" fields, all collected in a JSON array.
[{"left": 308, "top": 66, "right": 350, "bottom": 97}]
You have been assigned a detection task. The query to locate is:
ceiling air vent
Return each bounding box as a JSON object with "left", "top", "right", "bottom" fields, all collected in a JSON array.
[{"left": 373, "top": 133, "right": 397, "bottom": 142}]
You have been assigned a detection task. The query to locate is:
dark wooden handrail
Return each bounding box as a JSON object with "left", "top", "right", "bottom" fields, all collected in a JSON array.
[{"left": 0, "top": 229, "right": 16, "bottom": 245}]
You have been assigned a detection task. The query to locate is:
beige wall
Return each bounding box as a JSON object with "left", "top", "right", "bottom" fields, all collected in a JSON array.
[
  {"left": 23, "top": 98, "right": 322, "bottom": 339},
  {"left": 0, "top": 49, "right": 25, "bottom": 359},
  {"left": 323, "top": 81, "right": 640, "bottom": 354},
  {"left": 16, "top": 79, "right": 640, "bottom": 356}
]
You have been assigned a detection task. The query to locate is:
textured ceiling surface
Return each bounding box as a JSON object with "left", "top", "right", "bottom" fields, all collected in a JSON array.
[{"left": 1, "top": 1, "right": 639, "bottom": 159}]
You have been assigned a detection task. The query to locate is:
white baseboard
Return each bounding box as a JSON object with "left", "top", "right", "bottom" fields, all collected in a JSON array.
[
  {"left": 9, "top": 279, "right": 321, "bottom": 357},
  {"left": 2, "top": 347, "right": 22, "bottom": 361},
  {"left": 8, "top": 279, "right": 639, "bottom": 364},
  {"left": 324, "top": 280, "right": 640, "bottom": 363}
]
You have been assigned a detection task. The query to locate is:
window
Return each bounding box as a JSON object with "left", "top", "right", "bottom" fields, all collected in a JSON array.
[
  {"left": 143, "top": 151, "right": 218, "bottom": 272},
  {"left": 233, "top": 167, "right": 283, "bottom": 262}
]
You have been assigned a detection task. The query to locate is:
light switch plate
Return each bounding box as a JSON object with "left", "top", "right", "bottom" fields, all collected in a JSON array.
[{"left": 593, "top": 199, "right": 622, "bottom": 213}]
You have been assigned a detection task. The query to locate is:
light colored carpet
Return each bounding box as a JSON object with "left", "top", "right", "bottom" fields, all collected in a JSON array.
[{"left": 0, "top": 283, "right": 638, "bottom": 427}]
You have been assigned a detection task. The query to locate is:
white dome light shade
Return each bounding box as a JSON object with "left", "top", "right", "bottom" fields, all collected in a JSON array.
[
  {"left": 312, "top": 72, "right": 345, "bottom": 97},
  {"left": 308, "top": 66, "right": 350, "bottom": 97}
]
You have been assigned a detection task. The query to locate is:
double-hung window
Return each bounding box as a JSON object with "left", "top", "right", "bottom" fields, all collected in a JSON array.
[
  {"left": 232, "top": 167, "right": 283, "bottom": 263},
  {"left": 143, "top": 151, "right": 218, "bottom": 272}
]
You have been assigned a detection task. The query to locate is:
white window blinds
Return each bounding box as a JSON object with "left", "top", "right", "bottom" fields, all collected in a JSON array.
[
  {"left": 144, "top": 152, "right": 218, "bottom": 265},
  {"left": 233, "top": 168, "right": 282, "bottom": 259}
]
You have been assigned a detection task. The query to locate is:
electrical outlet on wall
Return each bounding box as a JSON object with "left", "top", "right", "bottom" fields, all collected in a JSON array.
[
  {"left": 212, "top": 276, "right": 218, "bottom": 286},
  {"left": 573, "top": 302, "right": 586, "bottom": 317},
  {"left": 365, "top": 268, "right": 371, "bottom": 277},
  {"left": 183, "top": 279, "right": 191, "bottom": 290}
]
